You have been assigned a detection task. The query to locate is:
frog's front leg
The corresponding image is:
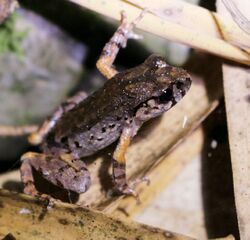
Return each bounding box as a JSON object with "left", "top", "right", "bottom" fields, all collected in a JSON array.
[
  {"left": 20, "top": 152, "right": 91, "bottom": 199},
  {"left": 29, "top": 91, "right": 88, "bottom": 145},
  {"left": 112, "top": 119, "right": 149, "bottom": 202},
  {"left": 96, "top": 11, "right": 145, "bottom": 79}
]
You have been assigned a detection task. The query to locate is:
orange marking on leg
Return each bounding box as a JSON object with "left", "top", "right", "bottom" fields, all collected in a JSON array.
[
  {"left": 96, "top": 56, "right": 118, "bottom": 79},
  {"left": 113, "top": 134, "right": 131, "bottom": 164}
]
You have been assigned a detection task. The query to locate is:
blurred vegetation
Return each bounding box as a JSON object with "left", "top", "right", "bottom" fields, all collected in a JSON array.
[{"left": 0, "top": 13, "right": 28, "bottom": 56}]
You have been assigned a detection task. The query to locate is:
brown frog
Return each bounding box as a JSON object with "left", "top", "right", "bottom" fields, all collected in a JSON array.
[{"left": 20, "top": 11, "right": 191, "bottom": 202}]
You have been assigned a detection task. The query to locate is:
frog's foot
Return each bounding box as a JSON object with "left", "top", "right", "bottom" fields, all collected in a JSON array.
[
  {"left": 114, "top": 177, "right": 150, "bottom": 204},
  {"left": 20, "top": 152, "right": 56, "bottom": 206},
  {"left": 21, "top": 176, "right": 56, "bottom": 208},
  {"left": 118, "top": 10, "right": 145, "bottom": 48}
]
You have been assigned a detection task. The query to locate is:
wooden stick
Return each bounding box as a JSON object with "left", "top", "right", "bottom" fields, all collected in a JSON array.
[
  {"left": 69, "top": 0, "right": 250, "bottom": 65},
  {"left": 0, "top": 125, "right": 38, "bottom": 136}
]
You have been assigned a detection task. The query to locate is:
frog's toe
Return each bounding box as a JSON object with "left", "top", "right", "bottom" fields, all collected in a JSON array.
[{"left": 114, "top": 176, "right": 150, "bottom": 204}]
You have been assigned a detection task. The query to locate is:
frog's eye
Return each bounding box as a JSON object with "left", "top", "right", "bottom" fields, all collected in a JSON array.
[
  {"left": 176, "top": 77, "right": 191, "bottom": 93},
  {"left": 159, "top": 88, "right": 173, "bottom": 103}
]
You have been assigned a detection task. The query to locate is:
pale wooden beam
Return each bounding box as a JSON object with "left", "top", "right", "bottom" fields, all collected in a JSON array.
[
  {"left": 217, "top": 0, "right": 250, "bottom": 239},
  {"left": 69, "top": 0, "right": 250, "bottom": 65}
]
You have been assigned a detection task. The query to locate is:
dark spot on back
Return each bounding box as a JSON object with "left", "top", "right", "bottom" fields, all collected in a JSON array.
[
  {"left": 74, "top": 141, "right": 81, "bottom": 148},
  {"left": 109, "top": 123, "right": 116, "bottom": 128}
]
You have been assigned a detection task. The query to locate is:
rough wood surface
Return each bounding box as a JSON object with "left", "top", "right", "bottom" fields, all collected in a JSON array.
[
  {"left": 0, "top": 189, "right": 195, "bottom": 240},
  {"left": 217, "top": 1, "right": 250, "bottom": 239}
]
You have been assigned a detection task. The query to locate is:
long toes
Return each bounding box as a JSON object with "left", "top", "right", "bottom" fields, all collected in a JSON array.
[{"left": 118, "top": 185, "right": 141, "bottom": 204}]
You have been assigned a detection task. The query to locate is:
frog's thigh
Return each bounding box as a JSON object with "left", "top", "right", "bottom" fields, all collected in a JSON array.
[
  {"left": 21, "top": 152, "right": 91, "bottom": 194},
  {"left": 29, "top": 91, "right": 88, "bottom": 145}
]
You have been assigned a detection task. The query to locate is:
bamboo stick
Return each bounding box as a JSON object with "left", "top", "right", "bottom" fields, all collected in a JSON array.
[{"left": 69, "top": 0, "right": 250, "bottom": 65}]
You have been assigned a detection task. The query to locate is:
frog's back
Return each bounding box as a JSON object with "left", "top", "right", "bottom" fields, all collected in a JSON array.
[{"left": 44, "top": 62, "right": 158, "bottom": 157}]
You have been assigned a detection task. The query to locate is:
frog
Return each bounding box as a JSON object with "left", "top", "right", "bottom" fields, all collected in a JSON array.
[{"left": 20, "top": 11, "right": 191, "bottom": 203}]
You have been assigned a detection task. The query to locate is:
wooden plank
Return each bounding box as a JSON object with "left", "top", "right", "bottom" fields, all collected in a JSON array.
[{"left": 217, "top": 1, "right": 250, "bottom": 239}]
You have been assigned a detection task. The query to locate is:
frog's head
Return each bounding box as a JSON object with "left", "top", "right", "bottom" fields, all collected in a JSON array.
[
  {"left": 134, "top": 55, "right": 191, "bottom": 120},
  {"left": 144, "top": 54, "right": 191, "bottom": 104}
]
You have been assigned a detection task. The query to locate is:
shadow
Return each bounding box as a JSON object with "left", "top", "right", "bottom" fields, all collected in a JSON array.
[
  {"left": 2, "top": 180, "right": 23, "bottom": 193},
  {"left": 200, "top": 0, "right": 216, "bottom": 11},
  {"left": 201, "top": 100, "right": 240, "bottom": 239}
]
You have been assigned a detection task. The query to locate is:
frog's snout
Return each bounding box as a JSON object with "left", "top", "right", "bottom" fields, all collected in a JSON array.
[{"left": 175, "top": 76, "right": 192, "bottom": 95}]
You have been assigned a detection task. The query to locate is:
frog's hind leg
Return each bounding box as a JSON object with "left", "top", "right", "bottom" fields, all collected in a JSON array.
[
  {"left": 96, "top": 11, "right": 145, "bottom": 79},
  {"left": 20, "top": 152, "right": 91, "bottom": 199},
  {"left": 112, "top": 120, "right": 149, "bottom": 203},
  {"left": 20, "top": 152, "right": 50, "bottom": 200},
  {"left": 28, "top": 91, "right": 88, "bottom": 145}
]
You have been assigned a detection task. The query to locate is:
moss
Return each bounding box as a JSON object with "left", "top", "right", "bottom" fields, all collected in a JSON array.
[{"left": 0, "top": 13, "right": 28, "bottom": 56}]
